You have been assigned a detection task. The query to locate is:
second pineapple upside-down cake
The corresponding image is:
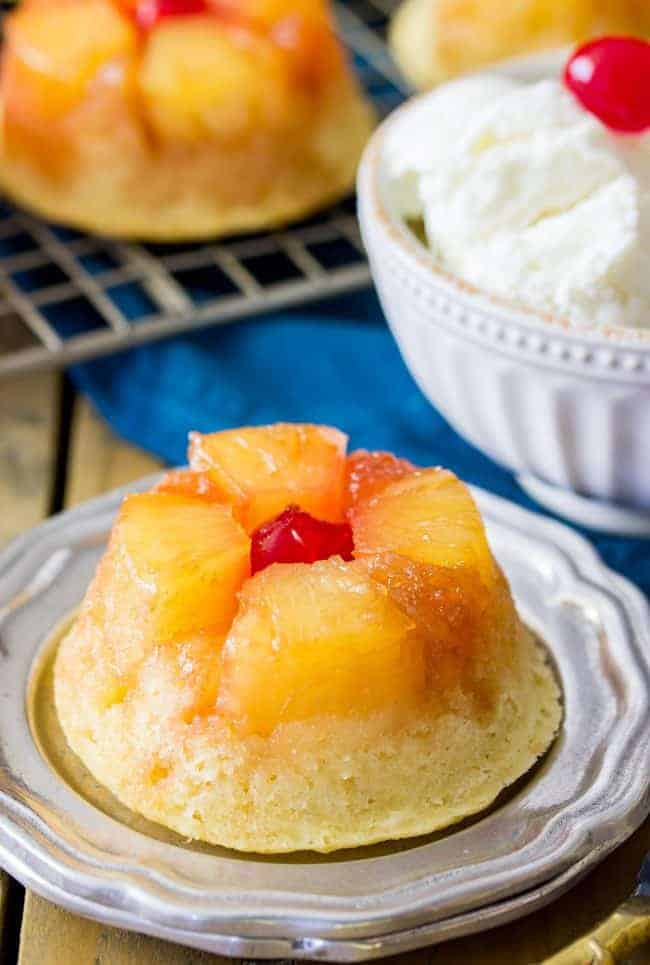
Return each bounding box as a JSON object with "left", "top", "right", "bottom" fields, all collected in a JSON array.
[
  {"left": 54, "top": 424, "right": 561, "bottom": 853},
  {"left": 0, "top": 0, "right": 374, "bottom": 240}
]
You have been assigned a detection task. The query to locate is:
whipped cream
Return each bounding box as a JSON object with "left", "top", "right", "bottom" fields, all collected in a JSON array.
[{"left": 386, "top": 75, "right": 650, "bottom": 329}]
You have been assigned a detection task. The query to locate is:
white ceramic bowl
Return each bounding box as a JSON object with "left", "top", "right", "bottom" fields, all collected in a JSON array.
[{"left": 357, "top": 66, "right": 650, "bottom": 535}]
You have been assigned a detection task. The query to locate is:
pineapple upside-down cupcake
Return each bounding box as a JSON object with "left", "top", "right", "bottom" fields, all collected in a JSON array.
[
  {"left": 0, "top": 0, "right": 374, "bottom": 240},
  {"left": 54, "top": 424, "right": 561, "bottom": 853}
]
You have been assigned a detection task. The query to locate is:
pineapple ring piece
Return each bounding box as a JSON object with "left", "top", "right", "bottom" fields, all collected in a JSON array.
[
  {"left": 0, "top": 0, "right": 374, "bottom": 240},
  {"left": 54, "top": 422, "right": 561, "bottom": 853}
]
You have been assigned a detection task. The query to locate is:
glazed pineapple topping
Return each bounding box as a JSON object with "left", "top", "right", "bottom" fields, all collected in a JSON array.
[
  {"left": 564, "top": 36, "right": 650, "bottom": 132},
  {"left": 2, "top": 0, "right": 343, "bottom": 131},
  {"left": 69, "top": 425, "right": 503, "bottom": 736},
  {"left": 250, "top": 505, "right": 354, "bottom": 574}
]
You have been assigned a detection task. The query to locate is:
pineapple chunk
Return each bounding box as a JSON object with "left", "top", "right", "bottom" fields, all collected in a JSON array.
[
  {"left": 138, "top": 17, "right": 294, "bottom": 142},
  {"left": 217, "top": 0, "right": 330, "bottom": 27},
  {"left": 154, "top": 468, "right": 226, "bottom": 503},
  {"left": 189, "top": 423, "right": 348, "bottom": 531},
  {"left": 344, "top": 449, "right": 416, "bottom": 509},
  {"left": 361, "top": 552, "right": 490, "bottom": 689},
  {"left": 107, "top": 491, "right": 250, "bottom": 647},
  {"left": 3, "top": 0, "right": 137, "bottom": 120},
  {"left": 224, "top": 0, "right": 342, "bottom": 89},
  {"left": 351, "top": 469, "right": 496, "bottom": 586},
  {"left": 218, "top": 558, "right": 423, "bottom": 734}
]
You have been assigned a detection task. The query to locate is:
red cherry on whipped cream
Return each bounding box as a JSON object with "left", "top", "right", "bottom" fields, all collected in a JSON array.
[
  {"left": 135, "top": 0, "right": 208, "bottom": 30},
  {"left": 564, "top": 37, "right": 650, "bottom": 134},
  {"left": 251, "top": 506, "right": 354, "bottom": 574}
]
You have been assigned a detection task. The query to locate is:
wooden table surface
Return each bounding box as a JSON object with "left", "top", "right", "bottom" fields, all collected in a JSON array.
[{"left": 1, "top": 370, "right": 649, "bottom": 965}]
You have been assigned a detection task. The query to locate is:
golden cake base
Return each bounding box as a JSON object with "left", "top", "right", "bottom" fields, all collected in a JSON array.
[{"left": 37, "top": 615, "right": 561, "bottom": 857}]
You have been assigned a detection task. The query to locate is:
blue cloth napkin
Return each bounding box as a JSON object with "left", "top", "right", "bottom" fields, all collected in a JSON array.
[{"left": 71, "top": 288, "right": 650, "bottom": 597}]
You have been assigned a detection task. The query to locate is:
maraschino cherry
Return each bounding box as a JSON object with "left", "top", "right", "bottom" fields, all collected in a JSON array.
[
  {"left": 135, "top": 0, "right": 208, "bottom": 30},
  {"left": 251, "top": 506, "right": 354, "bottom": 574},
  {"left": 564, "top": 37, "right": 650, "bottom": 134}
]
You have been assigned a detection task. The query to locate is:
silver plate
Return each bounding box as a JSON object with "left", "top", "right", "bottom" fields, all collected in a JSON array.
[{"left": 0, "top": 481, "right": 648, "bottom": 960}]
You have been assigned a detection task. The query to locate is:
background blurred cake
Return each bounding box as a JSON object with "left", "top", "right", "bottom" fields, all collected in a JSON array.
[
  {"left": 0, "top": 0, "right": 374, "bottom": 240},
  {"left": 54, "top": 423, "right": 561, "bottom": 853},
  {"left": 390, "top": 0, "right": 650, "bottom": 89}
]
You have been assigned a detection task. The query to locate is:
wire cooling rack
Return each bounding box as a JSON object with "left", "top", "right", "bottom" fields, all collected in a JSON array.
[{"left": 0, "top": 0, "right": 406, "bottom": 377}]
